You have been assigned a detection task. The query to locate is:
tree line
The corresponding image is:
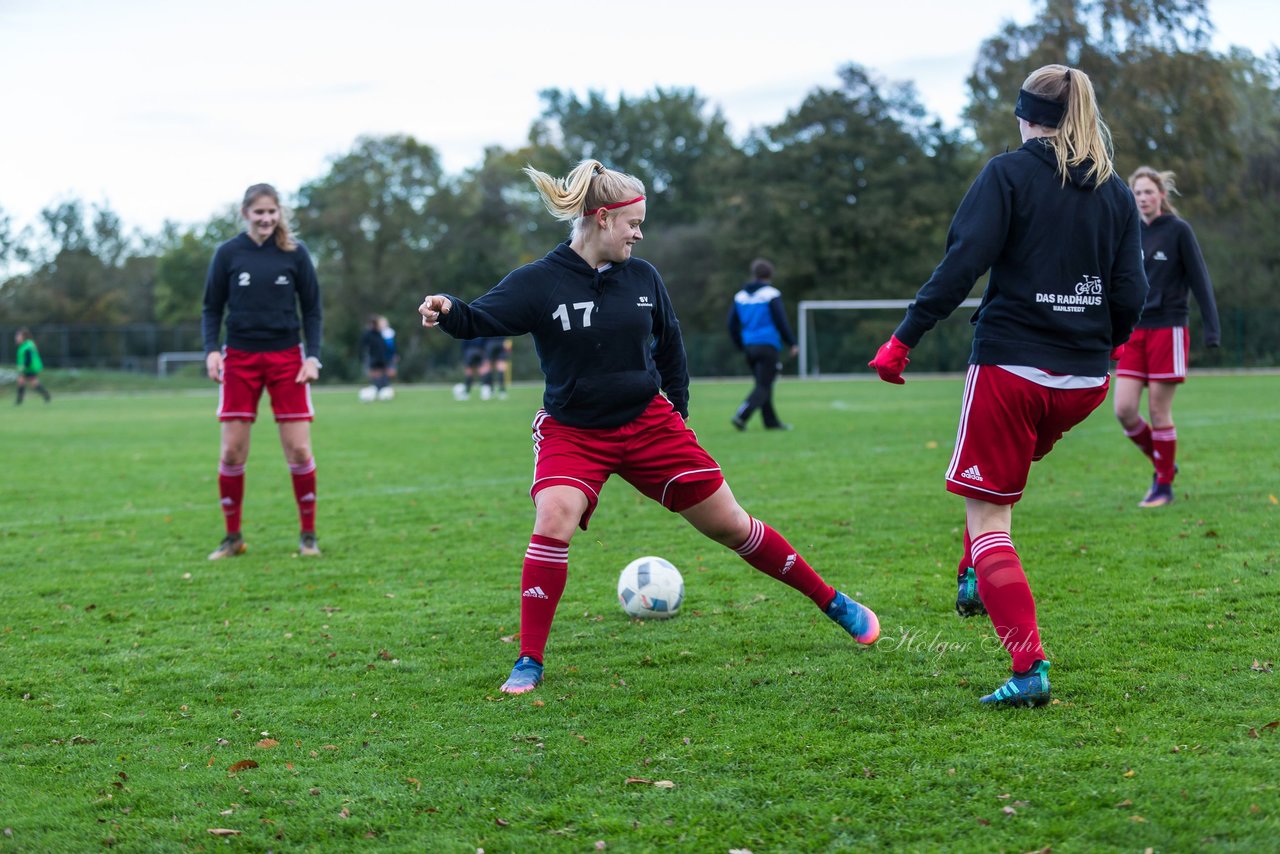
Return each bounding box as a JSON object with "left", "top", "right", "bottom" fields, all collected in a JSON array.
[{"left": 1, "top": 0, "right": 1277, "bottom": 378}]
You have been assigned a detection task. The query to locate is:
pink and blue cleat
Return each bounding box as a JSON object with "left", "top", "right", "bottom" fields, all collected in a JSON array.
[
  {"left": 500, "top": 655, "right": 544, "bottom": 694},
  {"left": 825, "top": 591, "right": 880, "bottom": 645}
]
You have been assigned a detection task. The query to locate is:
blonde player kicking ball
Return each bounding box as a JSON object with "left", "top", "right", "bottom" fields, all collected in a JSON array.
[
  {"left": 421, "top": 159, "right": 879, "bottom": 695},
  {"left": 869, "top": 65, "right": 1147, "bottom": 707}
]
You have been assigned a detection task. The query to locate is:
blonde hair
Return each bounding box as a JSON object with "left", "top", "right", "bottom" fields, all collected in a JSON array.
[
  {"left": 523, "top": 160, "right": 646, "bottom": 237},
  {"left": 1128, "top": 166, "right": 1180, "bottom": 216},
  {"left": 1022, "top": 64, "right": 1115, "bottom": 187},
  {"left": 241, "top": 183, "right": 298, "bottom": 251}
]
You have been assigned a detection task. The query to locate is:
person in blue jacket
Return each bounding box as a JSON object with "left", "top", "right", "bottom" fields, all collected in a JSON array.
[
  {"left": 419, "top": 159, "right": 880, "bottom": 695},
  {"left": 868, "top": 64, "right": 1148, "bottom": 707},
  {"left": 728, "top": 258, "right": 799, "bottom": 430}
]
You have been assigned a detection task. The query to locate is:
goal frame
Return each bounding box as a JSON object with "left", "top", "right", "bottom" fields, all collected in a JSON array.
[{"left": 796, "top": 298, "right": 981, "bottom": 378}]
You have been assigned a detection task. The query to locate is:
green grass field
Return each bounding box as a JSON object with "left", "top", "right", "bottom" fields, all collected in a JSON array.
[{"left": 2, "top": 374, "right": 1277, "bottom": 852}]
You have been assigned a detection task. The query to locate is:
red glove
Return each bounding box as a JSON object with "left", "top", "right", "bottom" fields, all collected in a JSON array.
[
  {"left": 1109, "top": 344, "right": 1125, "bottom": 362},
  {"left": 869, "top": 336, "right": 912, "bottom": 385}
]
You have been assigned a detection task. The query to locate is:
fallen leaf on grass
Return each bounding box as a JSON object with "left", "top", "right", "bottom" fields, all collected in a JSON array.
[
  {"left": 1123, "top": 769, "right": 1136, "bottom": 778},
  {"left": 1130, "top": 815, "right": 1147, "bottom": 823},
  {"left": 495, "top": 818, "right": 509, "bottom": 827},
  {"left": 1002, "top": 806, "right": 1016, "bottom": 816},
  {"left": 624, "top": 777, "right": 652, "bottom": 785},
  {"left": 338, "top": 807, "right": 350, "bottom": 819},
  {"left": 1251, "top": 660, "right": 1274, "bottom": 673},
  {"left": 207, "top": 829, "right": 241, "bottom": 836},
  {"left": 1115, "top": 799, "right": 1133, "bottom": 808},
  {"left": 227, "top": 760, "right": 259, "bottom": 773},
  {"left": 653, "top": 780, "right": 676, "bottom": 789},
  {"left": 406, "top": 777, "right": 421, "bottom": 790},
  {"left": 255, "top": 739, "right": 279, "bottom": 749},
  {"left": 975, "top": 818, "right": 990, "bottom": 826},
  {"left": 1269, "top": 494, "right": 1277, "bottom": 505}
]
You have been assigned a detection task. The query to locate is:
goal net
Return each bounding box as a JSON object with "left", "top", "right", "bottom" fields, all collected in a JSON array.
[{"left": 797, "top": 299, "right": 982, "bottom": 378}]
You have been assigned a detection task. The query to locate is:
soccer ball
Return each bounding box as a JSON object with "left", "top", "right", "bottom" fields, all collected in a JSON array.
[
  {"left": 617, "top": 556, "right": 684, "bottom": 619},
  {"left": 376, "top": 385, "right": 395, "bottom": 401},
  {"left": 358, "top": 386, "right": 378, "bottom": 403}
]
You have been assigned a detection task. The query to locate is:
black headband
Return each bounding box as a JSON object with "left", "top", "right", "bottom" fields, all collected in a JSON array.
[{"left": 1014, "top": 88, "right": 1066, "bottom": 128}]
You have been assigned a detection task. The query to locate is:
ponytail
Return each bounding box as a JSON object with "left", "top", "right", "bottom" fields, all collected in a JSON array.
[
  {"left": 1021, "top": 65, "right": 1115, "bottom": 187},
  {"left": 524, "top": 160, "right": 646, "bottom": 237}
]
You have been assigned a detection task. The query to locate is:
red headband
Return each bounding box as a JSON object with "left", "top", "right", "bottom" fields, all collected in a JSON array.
[{"left": 583, "top": 195, "right": 645, "bottom": 216}]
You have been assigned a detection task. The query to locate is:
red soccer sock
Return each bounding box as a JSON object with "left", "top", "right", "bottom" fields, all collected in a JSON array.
[
  {"left": 518, "top": 534, "right": 569, "bottom": 663},
  {"left": 1151, "top": 426, "right": 1177, "bottom": 484},
  {"left": 957, "top": 528, "right": 974, "bottom": 578},
  {"left": 289, "top": 457, "right": 317, "bottom": 532},
  {"left": 1124, "top": 417, "right": 1155, "bottom": 461},
  {"left": 733, "top": 517, "right": 835, "bottom": 608},
  {"left": 218, "top": 461, "right": 245, "bottom": 535},
  {"left": 972, "top": 532, "right": 1044, "bottom": 673}
]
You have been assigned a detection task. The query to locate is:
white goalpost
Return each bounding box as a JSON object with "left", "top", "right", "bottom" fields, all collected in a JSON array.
[{"left": 796, "top": 298, "right": 982, "bottom": 378}]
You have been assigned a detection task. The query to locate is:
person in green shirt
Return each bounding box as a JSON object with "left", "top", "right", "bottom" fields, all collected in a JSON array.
[{"left": 14, "top": 328, "right": 51, "bottom": 405}]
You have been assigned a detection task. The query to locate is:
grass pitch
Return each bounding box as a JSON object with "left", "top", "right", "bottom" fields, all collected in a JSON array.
[{"left": 1, "top": 374, "right": 1277, "bottom": 851}]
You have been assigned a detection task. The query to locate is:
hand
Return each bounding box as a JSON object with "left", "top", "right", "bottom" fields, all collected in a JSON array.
[
  {"left": 1206, "top": 339, "right": 1220, "bottom": 349},
  {"left": 788, "top": 344, "right": 799, "bottom": 359},
  {"left": 1109, "top": 344, "right": 1125, "bottom": 361},
  {"left": 296, "top": 356, "right": 321, "bottom": 384},
  {"left": 868, "top": 336, "right": 911, "bottom": 385},
  {"left": 419, "top": 295, "right": 452, "bottom": 328},
  {"left": 205, "top": 351, "right": 224, "bottom": 384}
]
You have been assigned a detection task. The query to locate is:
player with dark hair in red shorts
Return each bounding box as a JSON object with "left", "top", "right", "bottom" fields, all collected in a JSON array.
[
  {"left": 202, "top": 183, "right": 324, "bottom": 560},
  {"left": 1113, "top": 166, "right": 1220, "bottom": 508},
  {"left": 869, "top": 64, "right": 1147, "bottom": 707},
  {"left": 420, "top": 158, "right": 880, "bottom": 695}
]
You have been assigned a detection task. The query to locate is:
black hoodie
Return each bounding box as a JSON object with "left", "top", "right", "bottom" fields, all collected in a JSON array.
[
  {"left": 437, "top": 243, "right": 689, "bottom": 429},
  {"left": 894, "top": 138, "right": 1148, "bottom": 376}
]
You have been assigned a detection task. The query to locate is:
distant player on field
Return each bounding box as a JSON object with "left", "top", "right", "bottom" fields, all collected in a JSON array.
[
  {"left": 14, "top": 328, "right": 52, "bottom": 405},
  {"left": 482, "top": 336, "right": 512, "bottom": 400},
  {"left": 868, "top": 65, "right": 1147, "bottom": 707},
  {"left": 1113, "top": 166, "right": 1220, "bottom": 508},
  {"left": 728, "top": 257, "right": 798, "bottom": 431},
  {"left": 359, "top": 314, "right": 392, "bottom": 399},
  {"left": 202, "top": 183, "right": 324, "bottom": 560},
  {"left": 420, "top": 159, "right": 880, "bottom": 695},
  {"left": 453, "top": 337, "right": 491, "bottom": 400}
]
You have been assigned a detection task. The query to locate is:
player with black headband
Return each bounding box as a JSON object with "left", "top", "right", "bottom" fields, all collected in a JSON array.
[
  {"left": 868, "top": 65, "right": 1148, "bottom": 707},
  {"left": 419, "top": 159, "right": 881, "bottom": 695}
]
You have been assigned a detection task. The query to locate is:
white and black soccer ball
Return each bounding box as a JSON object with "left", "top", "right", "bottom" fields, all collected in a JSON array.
[
  {"left": 358, "top": 385, "right": 378, "bottom": 403},
  {"left": 618, "top": 556, "right": 684, "bottom": 619}
]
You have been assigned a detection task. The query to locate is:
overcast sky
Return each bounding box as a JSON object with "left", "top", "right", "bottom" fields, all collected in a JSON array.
[{"left": 0, "top": 0, "right": 1275, "bottom": 236}]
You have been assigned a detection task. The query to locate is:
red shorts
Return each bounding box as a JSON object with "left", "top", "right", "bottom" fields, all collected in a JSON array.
[
  {"left": 945, "top": 365, "right": 1108, "bottom": 505},
  {"left": 217, "top": 346, "right": 315, "bottom": 423},
  {"left": 530, "top": 396, "right": 724, "bottom": 530},
  {"left": 1115, "top": 326, "right": 1189, "bottom": 383}
]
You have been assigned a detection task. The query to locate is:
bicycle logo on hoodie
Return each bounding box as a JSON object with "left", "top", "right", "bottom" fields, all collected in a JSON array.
[{"left": 1035, "top": 275, "right": 1102, "bottom": 314}]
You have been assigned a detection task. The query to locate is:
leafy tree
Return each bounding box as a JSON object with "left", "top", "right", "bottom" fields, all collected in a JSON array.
[
  {"left": 964, "top": 0, "right": 1238, "bottom": 192},
  {"left": 151, "top": 209, "right": 240, "bottom": 327},
  {"left": 698, "top": 64, "right": 977, "bottom": 329},
  {"left": 531, "top": 87, "right": 737, "bottom": 226},
  {"left": 295, "top": 134, "right": 447, "bottom": 380}
]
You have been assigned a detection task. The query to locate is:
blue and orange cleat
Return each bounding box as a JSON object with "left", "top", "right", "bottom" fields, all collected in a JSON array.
[
  {"left": 825, "top": 591, "right": 880, "bottom": 645},
  {"left": 500, "top": 656, "right": 544, "bottom": 694},
  {"left": 980, "top": 660, "right": 1051, "bottom": 707},
  {"left": 1138, "top": 481, "right": 1174, "bottom": 508},
  {"left": 956, "top": 567, "right": 986, "bottom": 617}
]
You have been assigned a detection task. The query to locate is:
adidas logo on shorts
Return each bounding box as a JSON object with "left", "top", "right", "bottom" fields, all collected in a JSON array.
[{"left": 960, "top": 465, "right": 984, "bottom": 482}]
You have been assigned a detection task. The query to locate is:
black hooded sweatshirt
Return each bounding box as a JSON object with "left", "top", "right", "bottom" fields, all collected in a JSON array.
[
  {"left": 437, "top": 243, "right": 689, "bottom": 429},
  {"left": 894, "top": 138, "right": 1148, "bottom": 376}
]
